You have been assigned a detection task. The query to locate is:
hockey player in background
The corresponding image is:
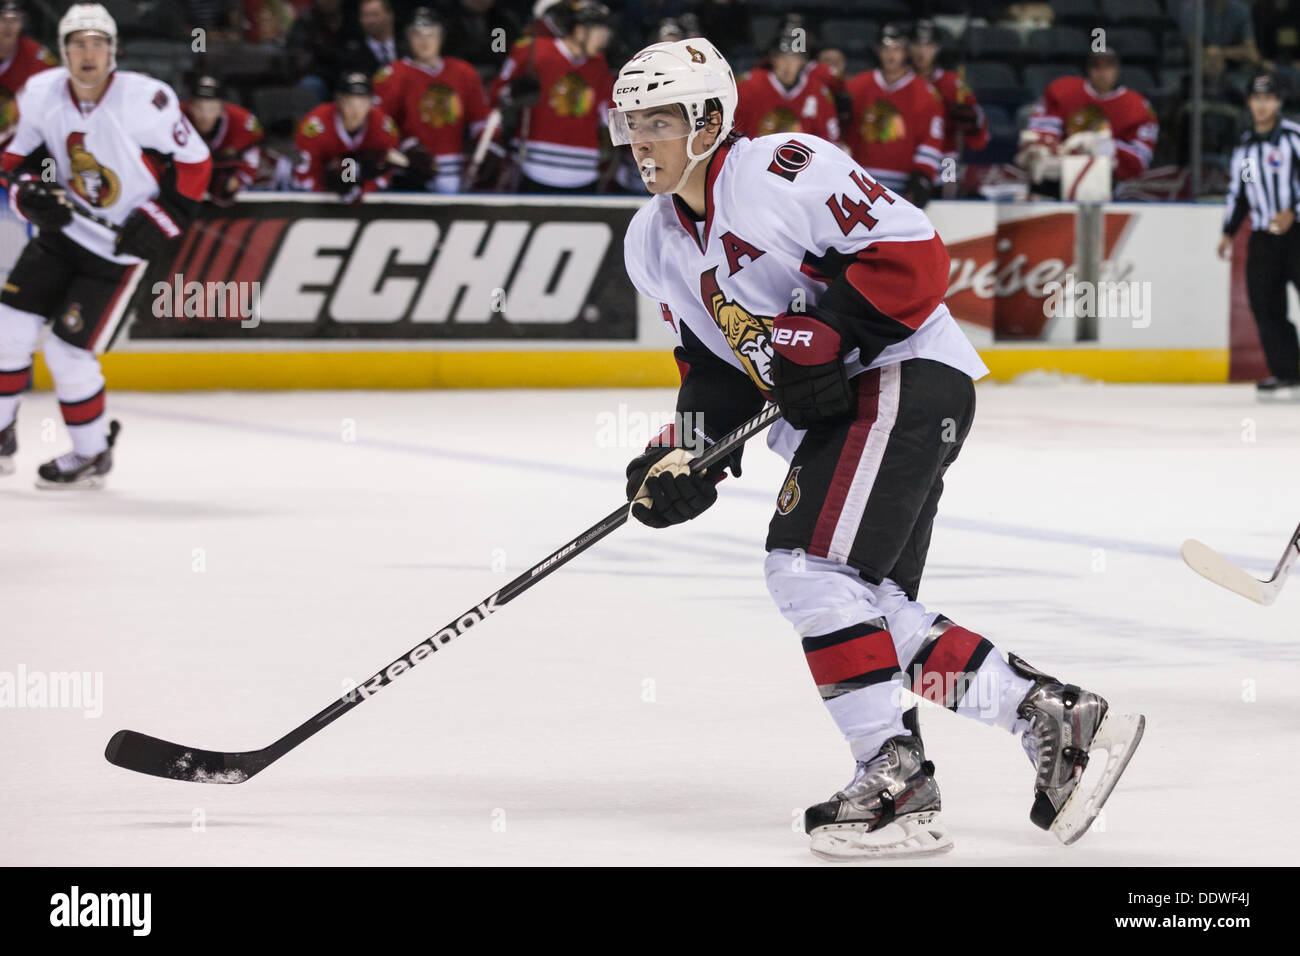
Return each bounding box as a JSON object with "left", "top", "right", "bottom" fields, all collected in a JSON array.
[
  {"left": 182, "top": 75, "right": 264, "bottom": 203},
  {"left": 734, "top": 20, "right": 840, "bottom": 143},
  {"left": 293, "top": 71, "right": 401, "bottom": 199},
  {"left": 0, "top": 0, "right": 57, "bottom": 149},
  {"left": 373, "top": 7, "right": 489, "bottom": 194},
  {"left": 908, "top": 21, "right": 988, "bottom": 176},
  {"left": 843, "top": 23, "right": 944, "bottom": 207},
  {"left": 612, "top": 38, "right": 1144, "bottom": 859},
  {"left": 488, "top": 0, "right": 612, "bottom": 193},
  {"left": 0, "top": 3, "right": 210, "bottom": 487},
  {"left": 1017, "top": 47, "right": 1159, "bottom": 194}
]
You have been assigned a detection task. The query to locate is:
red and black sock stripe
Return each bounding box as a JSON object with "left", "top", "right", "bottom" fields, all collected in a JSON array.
[
  {"left": 802, "top": 618, "right": 901, "bottom": 701},
  {"left": 905, "top": 616, "right": 994, "bottom": 710},
  {"left": 0, "top": 365, "right": 32, "bottom": 397},
  {"left": 59, "top": 387, "right": 106, "bottom": 427}
]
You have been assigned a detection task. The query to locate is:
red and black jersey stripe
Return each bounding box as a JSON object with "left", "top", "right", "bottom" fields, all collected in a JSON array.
[
  {"left": 801, "top": 618, "right": 901, "bottom": 700},
  {"left": 905, "top": 615, "right": 994, "bottom": 710}
]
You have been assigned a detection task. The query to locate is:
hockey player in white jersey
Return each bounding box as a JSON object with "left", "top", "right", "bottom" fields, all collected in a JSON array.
[
  {"left": 614, "top": 38, "right": 1145, "bottom": 859},
  {"left": 0, "top": 4, "right": 211, "bottom": 487}
]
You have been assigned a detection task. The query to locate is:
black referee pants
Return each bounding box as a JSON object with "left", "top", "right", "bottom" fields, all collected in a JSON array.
[{"left": 1246, "top": 225, "right": 1300, "bottom": 380}]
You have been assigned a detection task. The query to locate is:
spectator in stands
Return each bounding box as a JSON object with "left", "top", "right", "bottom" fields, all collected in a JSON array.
[
  {"left": 488, "top": 0, "right": 612, "bottom": 193},
  {"left": 183, "top": 75, "right": 266, "bottom": 201},
  {"left": 844, "top": 22, "right": 944, "bottom": 207},
  {"left": 293, "top": 70, "right": 402, "bottom": 199},
  {"left": 1174, "top": 45, "right": 1244, "bottom": 170},
  {"left": 0, "top": 1, "right": 56, "bottom": 151},
  {"left": 441, "top": 0, "right": 524, "bottom": 72},
  {"left": 289, "top": 0, "right": 369, "bottom": 102},
  {"left": 182, "top": 0, "right": 243, "bottom": 44},
  {"left": 1256, "top": 0, "right": 1300, "bottom": 69},
  {"left": 374, "top": 6, "right": 490, "bottom": 192},
  {"left": 358, "top": 0, "right": 399, "bottom": 72},
  {"left": 1018, "top": 48, "right": 1160, "bottom": 193},
  {"left": 908, "top": 19, "right": 989, "bottom": 170},
  {"left": 1178, "top": 0, "right": 1261, "bottom": 69},
  {"left": 734, "top": 19, "right": 840, "bottom": 142},
  {"left": 245, "top": 0, "right": 297, "bottom": 45}
]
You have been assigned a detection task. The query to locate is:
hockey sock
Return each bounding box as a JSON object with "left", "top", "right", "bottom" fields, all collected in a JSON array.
[
  {"left": 804, "top": 619, "right": 908, "bottom": 762},
  {"left": 905, "top": 616, "right": 1034, "bottom": 734},
  {"left": 0, "top": 365, "right": 31, "bottom": 430},
  {"left": 58, "top": 386, "right": 108, "bottom": 457}
]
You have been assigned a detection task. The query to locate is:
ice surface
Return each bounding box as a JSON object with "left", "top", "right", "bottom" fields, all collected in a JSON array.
[{"left": 2, "top": 382, "right": 1297, "bottom": 865}]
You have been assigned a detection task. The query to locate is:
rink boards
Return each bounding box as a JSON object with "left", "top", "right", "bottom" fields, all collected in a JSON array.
[{"left": 0, "top": 192, "right": 1254, "bottom": 387}]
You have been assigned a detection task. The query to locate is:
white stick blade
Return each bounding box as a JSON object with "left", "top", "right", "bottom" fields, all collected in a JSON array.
[{"left": 1181, "top": 539, "right": 1267, "bottom": 604}]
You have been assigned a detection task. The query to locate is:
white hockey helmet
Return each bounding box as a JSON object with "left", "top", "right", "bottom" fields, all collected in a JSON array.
[
  {"left": 610, "top": 38, "right": 737, "bottom": 191},
  {"left": 59, "top": 3, "right": 117, "bottom": 70}
]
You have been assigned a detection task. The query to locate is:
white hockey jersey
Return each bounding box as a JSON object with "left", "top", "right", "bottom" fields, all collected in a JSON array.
[
  {"left": 623, "top": 133, "right": 987, "bottom": 458},
  {"left": 3, "top": 68, "right": 211, "bottom": 264}
]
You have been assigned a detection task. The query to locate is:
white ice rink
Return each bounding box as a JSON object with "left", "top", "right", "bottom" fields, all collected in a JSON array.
[{"left": 2, "top": 382, "right": 1297, "bottom": 866}]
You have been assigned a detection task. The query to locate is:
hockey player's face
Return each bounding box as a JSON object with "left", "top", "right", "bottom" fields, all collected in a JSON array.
[
  {"left": 0, "top": 13, "right": 20, "bottom": 56},
  {"left": 338, "top": 93, "right": 372, "bottom": 130},
  {"left": 190, "top": 99, "right": 223, "bottom": 133},
  {"left": 909, "top": 40, "right": 937, "bottom": 72},
  {"left": 409, "top": 27, "right": 442, "bottom": 62},
  {"left": 771, "top": 52, "right": 805, "bottom": 87},
  {"left": 877, "top": 41, "right": 906, "bottom": 74},
  {"left": 1087, "top": 59, "right": 1119, "bottom": 94},
  {"left": 575, "top": 25, "right": 610, "bottom": 58},
  {"left": 622, "top": 106, "right": 693, "bottom": 192},
  {"left": 65, "top": 32, "right": 112, "bottom": 89}
]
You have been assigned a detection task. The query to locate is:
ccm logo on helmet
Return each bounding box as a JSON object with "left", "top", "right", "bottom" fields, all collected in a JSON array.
[
  {"left": 772, "top": 327, "right": 813, "bottom": 346},
  {"left": 615, "top": 86, "right": 639, "bottom": 95}
]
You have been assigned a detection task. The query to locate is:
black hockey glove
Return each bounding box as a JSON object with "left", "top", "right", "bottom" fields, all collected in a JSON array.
[
  {"left": 769, "top": 311, "right": 854, "bottom": 431},
  {"left": 10, "top": 176, "right": 73, "bottom": 231},
  {"left": 625, "top": 427, "right": 740, "bottom": 529},
  {"left": 904, "top": 171, "right": 933, "bottom": 209},
  {"left": 947, "top": 101, "right": 980, "bottom": 136},
  {"left": 114, "top": 199, "right": 184, "bottom": 260}
]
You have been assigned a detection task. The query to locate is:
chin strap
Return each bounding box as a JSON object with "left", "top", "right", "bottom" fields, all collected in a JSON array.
[{"left": 670, "top": 129, "right": 719, "bottom": 194}]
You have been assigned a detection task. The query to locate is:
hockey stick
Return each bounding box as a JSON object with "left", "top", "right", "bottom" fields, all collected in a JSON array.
[
  {"left": 462, "top": 108, "right": 502, "bottom": 191},
  {"left": 1181, "top": 521, "right": 1300, "bottom": 605},
  {"left": 104, "top": 402, "right": 785, "bottom": 783},
  {"left": 0, "top": 169, "right": 122, "bottom": 233}
]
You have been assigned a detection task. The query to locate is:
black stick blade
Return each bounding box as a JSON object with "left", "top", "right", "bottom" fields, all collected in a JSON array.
[{"left": 105, "top": 730, "right": 267, "bottom": 784}]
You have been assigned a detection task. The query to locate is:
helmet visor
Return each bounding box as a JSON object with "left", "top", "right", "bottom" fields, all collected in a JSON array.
[{"left": 609, "top": 104, "right": 693, "bottom": 147}]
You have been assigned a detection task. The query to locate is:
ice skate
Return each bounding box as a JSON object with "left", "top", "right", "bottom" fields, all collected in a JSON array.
[
  {"left": 1010, "top": 654, "right": 1145, "bottom": 845},
  {"left": 35, "top": 420, "right": 120, "bottom": 490},
  {"left": 0, "top": 422, "right": 14, "bottom": 476},
  {"left": 804, "top": 731, "right": 953, "bottom": 861},
  {"left": 1256, "top": 377, "right": 1300, "bottom": 402}
]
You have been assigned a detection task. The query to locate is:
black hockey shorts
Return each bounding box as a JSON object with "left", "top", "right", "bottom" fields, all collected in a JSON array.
[
  {"left": 766, "top": 358, "right": 976, "bottom": 601},
  {"left": 0, "top": 230, "right": 145, "bottom": 353}
]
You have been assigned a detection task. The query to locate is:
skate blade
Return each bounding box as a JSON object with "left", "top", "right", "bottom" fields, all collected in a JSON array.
[
  {"left": 1257, "top": 388, "right": 1300, "bottom": 403},
  {"left": 810, "top": 812, "right": 954, "bottom": 861},
  {"left": 34, "top": 474, "right": 107, "bottom": 491},
  {"left": 1050, "top": 711, "right": 1145, "bottom": 846}
]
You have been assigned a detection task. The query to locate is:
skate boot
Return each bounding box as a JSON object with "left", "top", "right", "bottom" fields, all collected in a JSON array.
[
  {"left": 0, "top": 421, "right": 14, "bottom": 476},
  {"left": 804, "top": 726, "right": 952, "bottom": 861},
  {"left": 35, "top": 420, "right": 120, "bottom": 490},
  {"left": 1010, "top": 654, "right": 1145, "bottom": 845}
]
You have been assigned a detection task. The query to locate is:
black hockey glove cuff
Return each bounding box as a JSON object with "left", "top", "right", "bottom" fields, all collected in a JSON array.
[
  {"left": 769, "top": 311, "right": 853, "bottom": 430},
  {"left": 624, "top": 422, "right": 737, "bottom": 529},
  {"left": 10, "top": 176, "right": 73, "bottom": 231},
  {"left": 904, "top": 171, "right": 933, "bottom": 209},
  {"left": 114, "top": 199, "right": 184, "bottom": 260}
]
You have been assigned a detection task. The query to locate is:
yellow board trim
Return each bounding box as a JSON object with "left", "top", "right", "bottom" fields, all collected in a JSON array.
[{"left": 28, "top": 347, "right": 1229, "bottom": 390}]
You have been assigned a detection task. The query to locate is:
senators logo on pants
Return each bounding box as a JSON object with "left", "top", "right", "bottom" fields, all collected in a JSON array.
[
  {"left": 65, "top": 132, "right": 120, "bottom": 207},
  {"left": 777, "top": 466, "right": 802, "bottom": 514}
]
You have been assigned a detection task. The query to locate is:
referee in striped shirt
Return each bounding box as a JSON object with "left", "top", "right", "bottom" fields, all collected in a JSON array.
[{"left": 1220, "top": 72, "right": 1300, "bottom": 398}]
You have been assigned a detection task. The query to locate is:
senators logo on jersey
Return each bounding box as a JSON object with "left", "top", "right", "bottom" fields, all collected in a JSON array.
[
  {"left": 699, "top": 266, "right": 775, "bottom": 390},
  {"left": 550, "top": 72, "right": 594, "bottom": 117},
  {"left": 65, "top": 133, "right": 120, "bottom": 207},
  {"left": 419, "top": 84, "right": 462, "bottom": 127}
]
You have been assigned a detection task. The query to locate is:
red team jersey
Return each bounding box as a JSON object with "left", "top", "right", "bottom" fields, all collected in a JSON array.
[
  {"left": 183, "top": 100, "right": 264, "bottom": 192},
  {"left": 489, "top": 36, "right": 613, "bottom": 188},
  {"left": 923, "top": 67, "right": 989, "bottom": 157},
  {"left": 843, "top": 69, "right": 944, "bottom": 193},
  {"left": 0, "top": 35, "right": 57, "bottom": 148},
  {"left": 808, "top": 60, "right": 845, "bottom": 99},
  {"left": 292, "top": 102, "right": 401, "bottom": 193},
  {"left": 373, "top": 56, "right": 490, "bottom": 192},
  {"left": 735, "top": 67, "right": 840, "bottom": 143},
  {"left": 1027, "top": 76, "right": 1158, "bottom": 180}
]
